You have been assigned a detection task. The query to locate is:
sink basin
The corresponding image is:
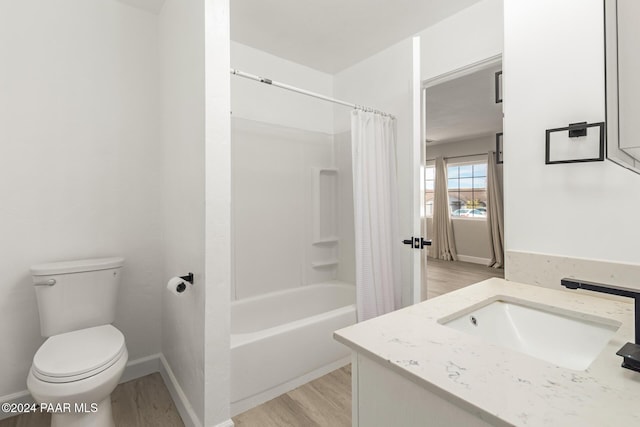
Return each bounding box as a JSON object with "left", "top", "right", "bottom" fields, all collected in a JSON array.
[{"left": 439, "top": 297, "right": 620, "bottom": 370}]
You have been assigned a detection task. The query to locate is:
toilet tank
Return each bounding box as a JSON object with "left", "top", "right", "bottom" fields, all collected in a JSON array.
[{"left": 30, "top": 257, "right": 125, "bottom": 337}]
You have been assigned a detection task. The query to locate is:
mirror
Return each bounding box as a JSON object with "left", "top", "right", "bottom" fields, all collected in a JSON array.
[{"left": 605, "top": 0, "right": 640, "bottom": 174}]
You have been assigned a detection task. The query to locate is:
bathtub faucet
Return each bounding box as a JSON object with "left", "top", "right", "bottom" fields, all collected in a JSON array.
[{"left": 561, "top": 278, "right": 640, "bottom": 373}]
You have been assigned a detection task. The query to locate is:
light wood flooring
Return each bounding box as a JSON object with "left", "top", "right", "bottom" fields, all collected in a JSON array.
[
  {"left": 423, "top": 257, "right": 505, "bottom": 300},
  {"left": 233, "top": 365, "right": 351, "bottom": 427},
  {"left": 1, "top": 261, "right": 496, "bottom": 427},
  {"left": 0, "top": 373, "right": 184, "bottom": 427}
]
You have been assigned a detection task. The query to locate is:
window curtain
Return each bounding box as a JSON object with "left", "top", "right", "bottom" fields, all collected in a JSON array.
[
  {"left": 351, "top": 110, "right": 401, "bottom": 322},
  {"left": 487, "top": 151, "right": 504, "bottom": 268},
  {"left": 431, "top": 156, "right": 457, "bottom": 261}
]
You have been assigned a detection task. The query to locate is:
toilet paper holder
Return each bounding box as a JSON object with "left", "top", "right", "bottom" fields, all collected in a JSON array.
[
  {"left": 175, "top": 273, "right": 194, "bottom": 293},
  {"left": 180, "top": 273, "right": 194, "bottom": 284}
]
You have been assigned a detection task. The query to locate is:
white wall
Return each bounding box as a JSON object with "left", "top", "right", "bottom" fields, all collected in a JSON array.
[
  {"left": 231, "top": 41, "right": 334, "bottom": 134},
  {"left": 334, "top": 37, "right": 414, "bottom": 305},
  {"left": 159, "top": 0, "right": 207, "bottom": 424},
  {"left": 333, "top": 0, "right": 503, "bottom": 306},
  {"left": 419, "top": 0, "right": 503, "bottom": 82},
  {"left": 204, "top": 0, "right": 231, "bottom": 424},
  {"left": 0, "top": 0, "right": 162, "bottom": 400},
  {"left": 426, "top": 135, "right": 498, "bottom": 160},
  {"left": 503, "top": 0, "right": 640, "bottom": 269}
]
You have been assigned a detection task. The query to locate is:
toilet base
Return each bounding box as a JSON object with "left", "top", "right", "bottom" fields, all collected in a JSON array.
[{"left": 50, "top": 397, "right": 114, "bottom": 427}]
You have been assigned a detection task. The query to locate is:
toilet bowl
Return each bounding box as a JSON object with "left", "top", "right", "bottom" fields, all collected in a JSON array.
[
  {"left": 27, "top": 325, "right": 128, "bottom": 427},
  {"left": 27, "top": 257, "right": 127, "bottom": 427}
]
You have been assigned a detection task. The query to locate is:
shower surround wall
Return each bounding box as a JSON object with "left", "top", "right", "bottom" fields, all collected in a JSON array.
[
  {"left": 231, "top": 42, "right": 355, "bottom": 299},
  {"left": 232, "top": 118, "right": 337, "bottom": 298}
]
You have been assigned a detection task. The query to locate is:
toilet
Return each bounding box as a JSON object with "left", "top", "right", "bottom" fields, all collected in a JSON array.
[{"left": 27, "top": 257, "right": 128, "bottom": 427}]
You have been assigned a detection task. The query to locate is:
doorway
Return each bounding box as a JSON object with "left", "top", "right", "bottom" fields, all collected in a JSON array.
[{"left": 421, "top": 58, "right": 505, "bottom": 300}]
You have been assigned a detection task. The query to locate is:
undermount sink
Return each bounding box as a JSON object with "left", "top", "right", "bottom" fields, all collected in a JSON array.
[{"left": 439, "top": 296, "right": 621, "bottom": 370}]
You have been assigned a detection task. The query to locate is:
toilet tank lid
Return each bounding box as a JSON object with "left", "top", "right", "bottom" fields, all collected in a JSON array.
[{"left": 30, "top": 257, "right": 125, "bottom": 276}]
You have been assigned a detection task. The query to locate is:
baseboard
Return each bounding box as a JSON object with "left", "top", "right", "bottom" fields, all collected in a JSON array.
[
  {"left": 0, "top": 390, "right": 35, "bottom": 421},
  {"left": 212, "top": 420, "right": 235, "bottom": 427},
  {"left": 0, "top": 353, "right": 163, "bottom": 421},
  {"left": 230, "top": 356, "right": 350, "bottom": 417},
  {"left": 159, "top": 354, "right": 203, "bottom": 427},
  {"left": 119, "top": 353, "right": 161, "bottom": 383},
  {"left": 456, "top": 255, "right": 491, "bottom": 265}
]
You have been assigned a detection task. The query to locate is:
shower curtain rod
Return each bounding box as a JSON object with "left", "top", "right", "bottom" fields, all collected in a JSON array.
[{"left": 230, "top": 68, "right": 395, "bottom": 119}]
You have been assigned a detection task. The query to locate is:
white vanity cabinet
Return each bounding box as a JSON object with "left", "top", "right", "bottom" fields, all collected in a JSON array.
[
  {"left": 350, "top": 353, "right": 496, "bottom": 427},
  {"left": 334, "top": 279, "right": 640, "bottom": 427}
]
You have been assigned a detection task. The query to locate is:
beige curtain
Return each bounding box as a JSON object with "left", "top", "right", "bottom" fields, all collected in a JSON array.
[
  {"left": 487, "top": 151, "right": 504, "bottom": 268},
  {"left": 431, "top": 157, "right": 457, "bottom": 261}
]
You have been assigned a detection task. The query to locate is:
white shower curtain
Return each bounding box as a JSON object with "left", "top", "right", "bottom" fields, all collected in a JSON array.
[{"left": 351, "top": 110, "right": 401, "bottom": 322}]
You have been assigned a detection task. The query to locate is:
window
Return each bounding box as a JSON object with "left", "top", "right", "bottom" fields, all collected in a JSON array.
[
  {"left": 424, "top": 166, "right": 435, "bottom": 216},
  {"left": 424, "top": 161, "right": 487, "bottom": 218}
]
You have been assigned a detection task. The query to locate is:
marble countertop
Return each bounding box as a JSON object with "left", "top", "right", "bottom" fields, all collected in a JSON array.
[{"left": 334, "top": 278, "right": 640, "bottom": 427}]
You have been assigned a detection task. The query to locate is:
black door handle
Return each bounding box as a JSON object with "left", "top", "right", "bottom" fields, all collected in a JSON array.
[{"left": 402, "top": 237, "right": 431, "bottom": 249}]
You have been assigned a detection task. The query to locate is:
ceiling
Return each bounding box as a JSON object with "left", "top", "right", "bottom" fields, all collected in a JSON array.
[
  {"left": 425, "top": 64, "right": 503, "bottom": 144},
  {"left": 231, "top": 0, "right": 482, "bottom": 74}
]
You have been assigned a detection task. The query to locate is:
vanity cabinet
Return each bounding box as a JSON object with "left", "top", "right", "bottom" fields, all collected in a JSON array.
[
  {"left": 335, "top": 279, "right": 639, "bottom": 427},
  {"left": 351, "top": 354, "right": 495, "bottom": 427}
]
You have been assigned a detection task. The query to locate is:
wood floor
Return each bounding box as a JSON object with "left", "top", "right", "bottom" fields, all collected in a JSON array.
[
  {"left": 0, "top": 373, "right": 184, "bottom": 427},
  {"left": 233, "top": 365, "right": 351, "bottom": 427},
  {"left": 423, "top": 257, "right": 505, "bottom": 300},
  {"left": 1, "top": 260, "right": 498, "bottom": 427}
]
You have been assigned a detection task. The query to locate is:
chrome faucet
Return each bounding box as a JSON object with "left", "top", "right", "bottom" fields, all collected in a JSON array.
[{"left": 561, "top": 278, "right": 640, "bottom": 373}]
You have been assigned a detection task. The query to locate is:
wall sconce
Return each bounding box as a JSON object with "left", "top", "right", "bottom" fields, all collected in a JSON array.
[
  {"left": 545, "top": 121, "right": 605, "bottom": 164},
  {"left": 495, "top": 132, "right": 503, "bottom": 164}
]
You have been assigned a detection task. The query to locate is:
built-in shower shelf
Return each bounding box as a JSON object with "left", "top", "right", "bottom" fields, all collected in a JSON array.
[
  {"left": 313, "top": 167, "right": 339, "bottom": 243},
  {"left": 311, "top": 260, "right": 339, "bottom": 268},
  {"left": 312, "top": 237, "right": 339, "bottom": 245}
]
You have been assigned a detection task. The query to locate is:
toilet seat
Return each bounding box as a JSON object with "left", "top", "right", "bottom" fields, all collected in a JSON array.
[{"left": 32, "top": 325, "right": 126, "bottom": 383}]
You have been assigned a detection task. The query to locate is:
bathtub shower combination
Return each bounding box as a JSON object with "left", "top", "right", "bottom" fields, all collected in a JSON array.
[
  {"left": 230, "top": 282, "right": 355, "bottom": 415},
  {"left": 230, "top": 70, "right": 377, "bottom": 415}
]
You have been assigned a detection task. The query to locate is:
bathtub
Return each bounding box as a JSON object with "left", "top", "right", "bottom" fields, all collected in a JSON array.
[{"left": 230, "top": 281, "right": 356, "bottom": 416}]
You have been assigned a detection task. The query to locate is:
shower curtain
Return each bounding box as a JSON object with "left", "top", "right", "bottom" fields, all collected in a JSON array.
[{"left": 351, "top": 110, "right": 401, "bottom": 322}]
